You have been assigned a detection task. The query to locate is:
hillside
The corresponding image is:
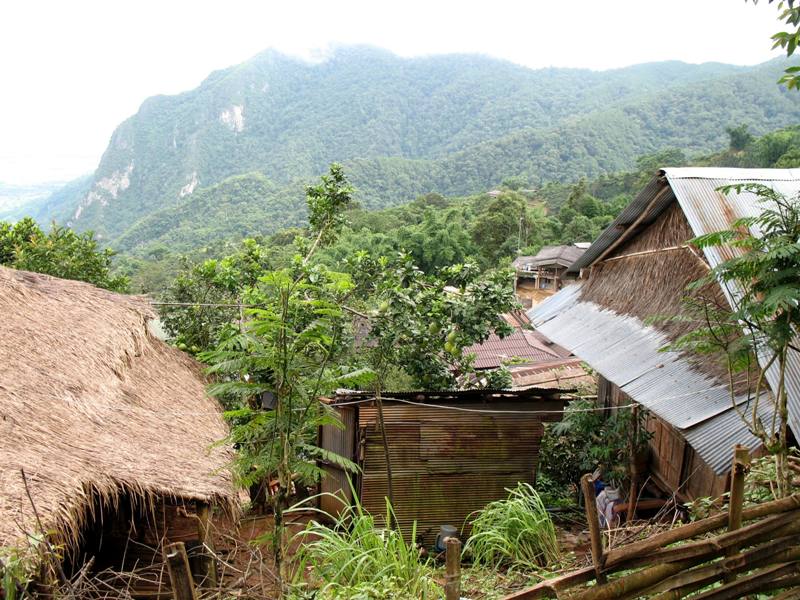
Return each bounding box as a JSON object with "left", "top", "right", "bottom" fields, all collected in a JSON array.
[
  {"left": 34, "top": 47, "right": 800, "bottom": 246},
  {"left": 0, "top": 180, "right": 73, "bottom": 221}
]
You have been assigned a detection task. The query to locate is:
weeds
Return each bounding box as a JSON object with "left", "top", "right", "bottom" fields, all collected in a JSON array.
[
  {"left": 290, "top": 497, "right": 440, "bottom": 599},
  {"left": 464, "top": 482, "right": 560, "bottom": 570},
  {"left": 0, "top": 543, "right": 39, "bottom": 600}
]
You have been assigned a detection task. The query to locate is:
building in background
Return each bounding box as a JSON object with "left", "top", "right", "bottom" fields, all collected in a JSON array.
[{"left": 513, "top": 243, "right": 588, "bottom": 307}]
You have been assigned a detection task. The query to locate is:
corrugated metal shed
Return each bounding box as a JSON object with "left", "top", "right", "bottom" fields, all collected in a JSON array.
[
  {"left": 534, "top": 167, "right": 800, "bottom": 474},
  {"left": 319, "top": 389, "right": 565, "bottom": 547}
]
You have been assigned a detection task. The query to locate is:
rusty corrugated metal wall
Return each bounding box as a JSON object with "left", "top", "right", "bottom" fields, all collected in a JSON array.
[{"left": 346, "top": 400, "right": 561, "bottom": 547}]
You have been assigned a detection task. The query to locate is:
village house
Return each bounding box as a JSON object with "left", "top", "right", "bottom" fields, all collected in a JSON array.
[
  {"left": 0, "top": 267, "right": 235, "bottom": 578},
  {"left": 530, "top": 168, "right": 800, "bottom": 501},
  {"left": 514, "top": 243, "right": 588, "bottom": 307}
]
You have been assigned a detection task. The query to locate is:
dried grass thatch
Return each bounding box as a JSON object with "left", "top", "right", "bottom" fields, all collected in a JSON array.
[
  {"left": 0, "top": 267, "right": 235, "bottom": 552},
  {"left": 580, "top": 201, "right": 745, "bottom": 389}
]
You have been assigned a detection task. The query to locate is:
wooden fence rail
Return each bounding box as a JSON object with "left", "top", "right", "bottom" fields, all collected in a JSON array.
[{"left": 504, "top": 447, "right": 800, "bottom": 600}]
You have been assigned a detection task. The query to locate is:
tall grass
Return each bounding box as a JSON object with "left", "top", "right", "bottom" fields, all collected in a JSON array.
[
  {"left": 463, "top": 482, "right": 560, "bottom": 570},
  {"left": 290, "top": 497, "right": 440, "bottom": 599}
]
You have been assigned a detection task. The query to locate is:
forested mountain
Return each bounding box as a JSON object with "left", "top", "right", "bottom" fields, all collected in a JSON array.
[
  {"left": 34, "top": 47, "right": 800, "bottom": 246},
  {"left": 113, "top": 124, "right": 800, "bottom": 292}
]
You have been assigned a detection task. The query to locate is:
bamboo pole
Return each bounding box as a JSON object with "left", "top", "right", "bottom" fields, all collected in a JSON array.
[
  {"left": 580, "top": 473, "right": 607, "bottom": 584},
  {"left": 772, "top": 586, "right": 800, "bottom": 600},
  {"left": 604, "top": 492, "right": 800, "bottom": 568},
  {"left": 165, "top": 542, "right": 199, "bottom": 600},
  {"left": 563, "top": 559, "right": 700, "bottom": 600},
  {"left": 444, "top": 537, "right": 462, "bottom": 600},
  {"left": 647, "top": 540, "right": 800, "bottom": 599},
  {"left": 501, "top": 566, "right": 596, "bottom": 600},
  {"left": 724, "top": 445, "right": 750, "bottom": 583},
  {"left": 690, "top": 561, "right": 800, "bottom": 600},
  {"left": 195, "top": 501, "right": 218, "bottom": 589},
  {"left": 641, "top": 509, "right": 800, "bottom": 564}
]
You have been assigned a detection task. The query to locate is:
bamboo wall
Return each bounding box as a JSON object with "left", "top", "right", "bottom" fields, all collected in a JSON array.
[{"left": 598, "top": 376, "right": 728, "bottom": 501}]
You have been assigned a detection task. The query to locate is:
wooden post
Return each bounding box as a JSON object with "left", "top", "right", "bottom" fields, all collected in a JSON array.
[
  {"left": 196, "top": 501, "right": 218, "bottom": 588},
  {"left": 626, "top": 405, "right": 639, "bottom": 523},
  {"left": 580, "top": 473, "right": 607, "bottom": 584},
  {"left": 724, "top": 445, "right": 750, "bottom": 583},
  {"left": 165, "top": 542, "right": 199, "bottom": 600},
  {"left": 444, "top": 537, "right": 462, "bottom": 600}
]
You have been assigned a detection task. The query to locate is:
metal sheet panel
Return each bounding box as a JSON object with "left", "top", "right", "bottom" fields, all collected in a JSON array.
[
  {"left": 319, "top": 406, "right": 357, "bottom": 516},
  {"left": 356, "top": 402, "right": 550, "bottom": 547},
  {"left": 529, "top": 292, "right": 769, "bottom": 474}
]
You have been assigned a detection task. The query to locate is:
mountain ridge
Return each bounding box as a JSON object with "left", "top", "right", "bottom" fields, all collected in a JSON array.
[{"left": 25, "top": 47, "right": 800, "bottom": 246}]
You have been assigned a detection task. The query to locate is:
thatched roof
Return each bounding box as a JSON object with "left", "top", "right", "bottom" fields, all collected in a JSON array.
[{"left": 0, "top": 267, "right": 234, "bottom": 550}]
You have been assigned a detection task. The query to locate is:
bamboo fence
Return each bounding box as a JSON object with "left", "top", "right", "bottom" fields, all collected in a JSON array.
[{"left": 505, "top": 446, "right": 800, "bottom": 599}]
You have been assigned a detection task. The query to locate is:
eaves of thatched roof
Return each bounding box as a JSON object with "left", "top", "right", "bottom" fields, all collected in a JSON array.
[{"left": 0, "top": 267, "right": 235, "bottom": 550}]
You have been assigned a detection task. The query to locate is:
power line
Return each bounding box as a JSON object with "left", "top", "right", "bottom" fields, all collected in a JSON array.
[{"left": 329, "top": 395, "right": 637, "bottom": 415}]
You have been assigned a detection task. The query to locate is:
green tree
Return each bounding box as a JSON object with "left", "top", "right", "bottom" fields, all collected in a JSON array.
[
  {"left": 159, "top": 239, "right": 274, "bottom": 354},
  {"left": 752, "top": 0, "right": 800, "bottom": 89},
  {"left": 726, "top": 124, "right": 755, "bottom": 151},
  {"left": 0, "top": 217, "right": 128, "bottom": 292},
  {"left": 471, "top": 192, "right": 531, "bottom": 264},
  {"left": 357, "top": 255, "right": 517, "bottom": 391},
  {"left": 199, "top": 165, "right": 357, "bottom": 592}
]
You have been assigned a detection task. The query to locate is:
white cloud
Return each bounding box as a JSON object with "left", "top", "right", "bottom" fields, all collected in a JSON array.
[{"left": 0, "top": 0, "right": 787, "bottom": 183}]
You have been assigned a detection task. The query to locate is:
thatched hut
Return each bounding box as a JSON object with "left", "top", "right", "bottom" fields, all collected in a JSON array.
[
  {"left": 530, "top": 168, "right": 800, "bottom": 501},
  {"left": 0, "top": 267, "right": 234, "bottom": 573}
]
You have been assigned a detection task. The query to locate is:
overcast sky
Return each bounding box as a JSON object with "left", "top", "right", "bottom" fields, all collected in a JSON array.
[{"left": 0, "top": 0, "right": 788, "bottom": 184}]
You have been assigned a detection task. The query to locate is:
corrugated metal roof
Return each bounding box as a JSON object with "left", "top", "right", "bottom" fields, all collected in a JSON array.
[
  {"left": 332, "top": 387, "right": 564, "bottom": 402},
  {"left": 529, "top": 285, "right": 764, "bottom": 474},
  {"left": 516, "top": 244, "right": 586, "bottom": 269},
  {"left": 534, "top": 167, "right": 800, "bottom": 474},
  {"left": 664, "top": 169, "right": 800, "bottom": 440},
  {"left": 464, "top": 329, "right": 562, "bottom": 369},
  {"left": 568, "top": 175, "right": 675, "bottom": 273}
]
